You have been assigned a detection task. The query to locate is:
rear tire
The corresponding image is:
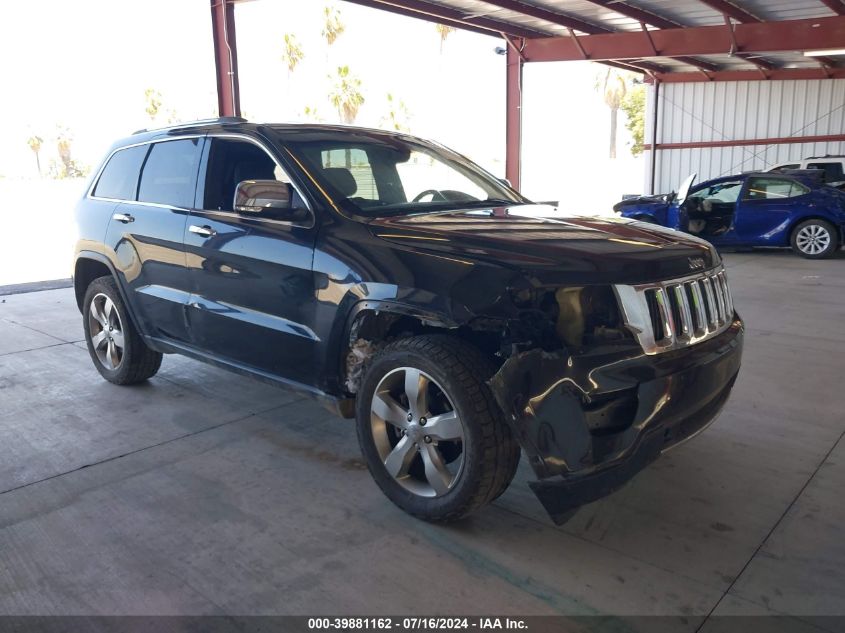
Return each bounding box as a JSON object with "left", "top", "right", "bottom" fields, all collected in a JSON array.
[
  {"left": 791, "top": 219, "right": 839, "bottom": 259},
  {"left": 356, "top": 335, "right": 520, "bottom": 522},
  {"left": 82, "top": 276, "right": 162, "bottom": 385}
]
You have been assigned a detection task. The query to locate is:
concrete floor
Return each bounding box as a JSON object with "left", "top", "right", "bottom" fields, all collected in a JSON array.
[{"left": 0, "top": 252, "right": 843, "bottom": 629}]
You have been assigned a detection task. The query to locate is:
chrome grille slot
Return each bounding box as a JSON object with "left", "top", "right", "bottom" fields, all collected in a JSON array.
[{"left": 613, "top": 265, "right": 736, "bottom": 355}]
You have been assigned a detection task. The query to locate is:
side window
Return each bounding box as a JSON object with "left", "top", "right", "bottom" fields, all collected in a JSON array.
[
  {"left": 138, "top": 138, "right": 202, "bottom": 208},
  {"left": 321, "top": 148, "right": 378, "bottom": 200},
  {"left": 743, "top": 177, "right": 809, "bottom": 201},
  {"left": 807, "top": 162, "right": 844, "bottom": 182},
  {"left": 92, "top": 145, "right": 148, "bottom": 200},
  {"left": 202, "top": 138, "right": 292, "bottom": 212}
]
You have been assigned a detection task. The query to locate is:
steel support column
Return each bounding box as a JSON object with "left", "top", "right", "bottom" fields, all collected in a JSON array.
[
  {"left": 505, "top": 43, "right": 523, "bottom": 192},
  {"left": 649, "top": 80, "right": 660, "bottom": 195},
  {"left": 211, "top": 0, "right": 241, "bottom": 117}
]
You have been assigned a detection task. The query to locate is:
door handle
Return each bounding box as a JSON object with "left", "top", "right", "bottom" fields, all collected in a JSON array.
[
  {"left": 189, "top": 225, "right": 217, "bottom": 238},
  {"left": 112, "top": 213, "right": 134, "bottom": 224}
]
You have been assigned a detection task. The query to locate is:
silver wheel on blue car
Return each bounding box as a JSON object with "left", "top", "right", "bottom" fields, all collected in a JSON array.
[
  {"left": 82, "top": 276, "right": 163, "bottom": 385},
  {"left": 355, "top": 335, "right": 521, "bottom": 522},
  {"left": 791, "top": 219, "right": 839, "bottom": 259}
]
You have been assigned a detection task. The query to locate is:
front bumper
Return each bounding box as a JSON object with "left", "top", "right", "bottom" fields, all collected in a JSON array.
[{"left": 489, "top": 314, "right": 744, "bottom": 524}]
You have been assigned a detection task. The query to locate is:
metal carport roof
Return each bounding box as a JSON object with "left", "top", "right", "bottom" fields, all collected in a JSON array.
[
  {"left": 340, "top": 0, "right": 845, "bottom": 81},
  {"left": 209, "top": 0, "right": 845, "bottom": 189}
]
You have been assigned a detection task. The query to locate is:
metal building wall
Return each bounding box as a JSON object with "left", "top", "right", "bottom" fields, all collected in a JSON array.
[{"left": 644, "top": 79, "right": 845, "bottom": 193}]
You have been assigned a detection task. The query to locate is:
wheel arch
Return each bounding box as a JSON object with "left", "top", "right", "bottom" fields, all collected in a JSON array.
[
  {"left": 788, "top": 215, "right": 843, "bottom": 242},
  {"left": 73, "top": 253, "right": 140, "bottom": 329},
  {"left": 338, "top": 300, "right": 463, "bottom": 397}
]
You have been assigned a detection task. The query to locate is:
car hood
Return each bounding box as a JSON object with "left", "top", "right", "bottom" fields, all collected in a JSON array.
[{"left": 367, "top": 205, "right": 719, "bottom": 285}]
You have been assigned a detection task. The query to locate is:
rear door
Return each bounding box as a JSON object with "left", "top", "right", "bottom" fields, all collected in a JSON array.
[
  {"left": 735, "top": 176, "right": 810, "bottom": 245},
  {"left": 185, "top": 135, "right": 319, "bottom": 385},
  {"left": 102, "top": 137, "right": 203, "bottom": 343}
]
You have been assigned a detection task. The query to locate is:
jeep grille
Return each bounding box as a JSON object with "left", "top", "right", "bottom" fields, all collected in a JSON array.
[{"left": 613, "top": 266, "right": 734, "bottom": 354}]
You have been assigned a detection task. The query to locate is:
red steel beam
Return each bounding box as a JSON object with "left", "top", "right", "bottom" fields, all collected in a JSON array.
[
  {"left": 340, "top": 0, "right": 548, "bottom": 38},
  {"left": 820, "top": 0, "right": 845, "bottom": 15},
  {"left": 645, "top": 132, "right": 845, "bottom": 151},
  {"left": 578, "top": 2, "right": 721, "bottom": 71},
  {"left": 486, "top": 0, "right": 719, "bottom": 71},
  {"left": 696, "top": 0, "right": 760, "bottom": 23},
  {"left": 521, "top": 16, "right": 845, "bottom": 62},
  {"left": 505, "top": 43, "right": 523, "bottom": 191},
  {"left": 651, "top": 67, "right": 845, "bottom": 83},
  {"left": 210, "top": 0, "right": 240, "bottom": 117}
]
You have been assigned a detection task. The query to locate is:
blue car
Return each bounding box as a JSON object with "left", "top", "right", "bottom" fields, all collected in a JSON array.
[{"left": 615, "top": 172, "right": 845, "bottom": 258}]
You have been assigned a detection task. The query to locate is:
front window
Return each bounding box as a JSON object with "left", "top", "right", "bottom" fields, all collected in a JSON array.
[{"left": 278, "top": 130, "right": 524, "bottom": 216}]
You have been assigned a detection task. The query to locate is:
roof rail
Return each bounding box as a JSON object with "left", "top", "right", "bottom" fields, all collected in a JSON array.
[
  {"left": 132, "top": 116, "right": 248, "bottom": 135},
  {"left": 806, "top": 154, "right": 845, "bottom": 160}
]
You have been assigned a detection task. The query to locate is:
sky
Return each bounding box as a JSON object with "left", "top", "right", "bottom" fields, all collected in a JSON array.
[{"left": 0, "top": 0, "right": 644, "bottom": 212}]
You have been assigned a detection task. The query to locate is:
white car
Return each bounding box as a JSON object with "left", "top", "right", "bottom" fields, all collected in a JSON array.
[{"left": 767, "top": 155, "right": 845, "bottom": 186}]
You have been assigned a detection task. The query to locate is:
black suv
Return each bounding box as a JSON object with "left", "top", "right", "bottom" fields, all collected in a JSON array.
[{"left": 73, "top": 119, "right": 743, "bottom": 523}]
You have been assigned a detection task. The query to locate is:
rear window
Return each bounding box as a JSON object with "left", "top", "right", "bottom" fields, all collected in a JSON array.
[
  {"left": 92, "top": 145, "right": 148, "bottom": 200},
  {"left": 743, "top": 177, "right": 810, "bottom": 200},
  {"left": 807, "top": 162, "right": 844, "bottom": 182},
  {"left": 138, "top": 139, "right": 202, "bottom": 208}
]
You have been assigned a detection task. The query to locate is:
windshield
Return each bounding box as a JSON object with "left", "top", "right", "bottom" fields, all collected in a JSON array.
[{"left": 277, "top": 129, "right": 526, "bottom": 216}]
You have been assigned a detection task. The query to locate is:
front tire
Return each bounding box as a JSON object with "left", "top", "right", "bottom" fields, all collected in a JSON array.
[
  {"left": 82, "top": 276, "right": 162, "bottom": 385},
  {"left": 356, "top": 335, "right": 520, "bottom": 522},
  {"left": 791, "top": 219, "right": 839, "bottom": 259}
]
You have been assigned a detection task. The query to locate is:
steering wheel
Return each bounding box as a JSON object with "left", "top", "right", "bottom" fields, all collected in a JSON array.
[{"left": 412, "top": 189, "right": 447, "bottom": 203}]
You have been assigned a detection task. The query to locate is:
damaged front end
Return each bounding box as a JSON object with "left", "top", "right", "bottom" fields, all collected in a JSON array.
[{"left": 487, "top": 273, "right": 744, "bottom": 524}]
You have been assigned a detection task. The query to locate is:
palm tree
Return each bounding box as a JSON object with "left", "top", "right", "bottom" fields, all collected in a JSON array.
[
  {"left": 435, "top": 23, "right": 455, "bottom": 53},
  {"left": 27, "top": 135, "right": 43, "bottom": 176},
  {"left": 282, "top": 34, "right": 304, "bottom": 74},
  {"left": 596, "top": 68, "right": 631, "bottom": 159},
  {"left": 329, "top": 66, "right": 364, "bottom": 124},
  {"left": 381, "top": 93, "right": 411, "bottom": 132},
  {"left": 144, "top": 88, "right": 162, "bottom": 121},
  {"left": 56, "top": 128, "right": 73, "bottom": 175},
  {"left": 322, "top": 5, "right": 345, "bottom": 46}
]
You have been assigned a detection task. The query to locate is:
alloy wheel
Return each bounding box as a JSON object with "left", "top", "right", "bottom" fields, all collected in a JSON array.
[
  {"left": 87, "top": 293, "right": 125, "bottom": 370},
  {"left": 796, "top": 224, "right": 831, "bottom": 255},
  {"left": 370, "top": 367, "right": 465, "bottom": 498}
]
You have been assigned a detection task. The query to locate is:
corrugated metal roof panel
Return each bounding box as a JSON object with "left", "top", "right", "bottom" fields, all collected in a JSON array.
[
  {"left": 620, "top": 0, "right": 727, "bottom": 26},
  {"left": 739, "top": 0, "right": 836, "bottom": 21},
  {"left": 356, "top": 1, "right": 843, "bottom": 76}
]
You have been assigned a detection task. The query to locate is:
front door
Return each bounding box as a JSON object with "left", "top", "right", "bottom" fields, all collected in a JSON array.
[
  {"left": 103, "top": 137, "right": 203, "bottom": 343},
  {"left": 735, "top": 176, "right": 810, "bottom": 246},
  {"left": 185, "top": 136, "right": 319, "bottom": 386}
]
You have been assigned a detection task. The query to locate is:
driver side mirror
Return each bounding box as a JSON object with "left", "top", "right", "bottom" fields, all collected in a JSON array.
[{"left": 234, "top": 180, "right": 309, "bottom": 222}]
